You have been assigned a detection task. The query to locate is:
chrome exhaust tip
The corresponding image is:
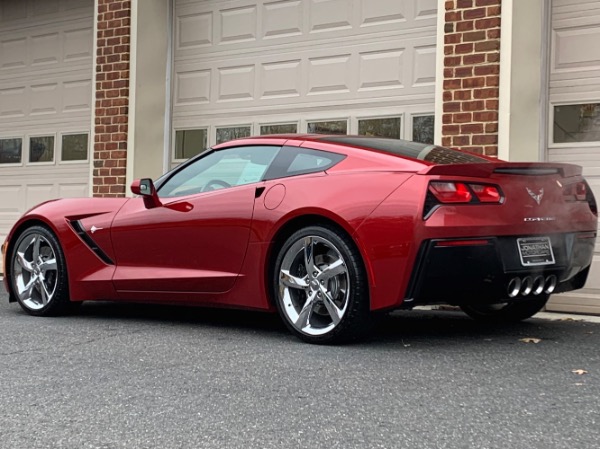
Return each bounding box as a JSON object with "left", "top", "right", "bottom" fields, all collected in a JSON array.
[
  {"left": 520, "top": 276, "right": 533, "bottom": 296},
  {"left": 507, "top": 277, "right": 522, "bottom": 298},
  {"left": 532, "top": 276, "right": 545, "bottom": 296},
  {"left": 544, "top": 275, "right": 558, "bottom": 294}
]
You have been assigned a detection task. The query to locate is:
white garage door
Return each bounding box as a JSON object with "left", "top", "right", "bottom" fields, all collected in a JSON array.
[
  {"left": 171, "top": 0, "right": 437, "bottom": 168},
  {"left": 546, "top": 0, "right": 600, "bottom": 314},
  {"left": 0, "top": 0, "right": 93, "bottom": 273}
]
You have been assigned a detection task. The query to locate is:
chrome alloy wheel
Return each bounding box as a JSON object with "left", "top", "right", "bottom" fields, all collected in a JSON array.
[
  {"left": 278, "top": 235, "right": 350, "bottom": 336},
  {"left": 12, "top": 232, "right": 58, "bottom": 310}
]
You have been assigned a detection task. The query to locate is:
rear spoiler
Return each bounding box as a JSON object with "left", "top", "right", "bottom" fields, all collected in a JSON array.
[{"left": 419, "top": 162, "right": 583, "bottom": 178}]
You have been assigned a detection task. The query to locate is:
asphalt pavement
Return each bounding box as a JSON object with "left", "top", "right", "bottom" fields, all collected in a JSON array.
[{"left": 1, "top": 289, "right": 599, "bottom": 449}]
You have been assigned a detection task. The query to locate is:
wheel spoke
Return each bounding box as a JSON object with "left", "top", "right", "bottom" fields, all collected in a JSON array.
[
  {"left": 38, "top": 278, "right": 49, "bottom": 305},
  {"left": 280, "top": 270, "right": 308, "bottom": 290},
  {"left": 295, "top": 292, "right": 316, "bottom": 329},
  {"left": 22, "top": 276, "right": 37, "bottom": 300},
  {"left": 303, "top": 237, "right": 316, "bottom": 274},
  {"left": 39, "top": 258, "right": 57, "bottom": 273},
  {"left": 321, "top": 289, "right": 343, "bottom": 325},
  {"left": 16, "top": 251, "right": 34, "bottom": 273},
  {"left": 32, "top": 235, "right": 41, "bottom": 263},
  {"left": 317, "top": 258, "right": 346, "bottom": 283}
]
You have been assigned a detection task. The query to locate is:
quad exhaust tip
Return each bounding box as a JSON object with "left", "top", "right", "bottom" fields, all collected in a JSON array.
[{"left": 507, "top": 274, "right": 558, "bottom": 298}]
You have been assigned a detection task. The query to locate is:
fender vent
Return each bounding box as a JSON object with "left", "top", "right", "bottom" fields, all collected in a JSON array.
[{"left": 69, "top": 220, "right": 114, "bottom": 265}]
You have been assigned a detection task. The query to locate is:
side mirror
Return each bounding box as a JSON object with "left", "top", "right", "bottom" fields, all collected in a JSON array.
[{"left": 131, "top": 178, "right": 162, "bottom": 209}]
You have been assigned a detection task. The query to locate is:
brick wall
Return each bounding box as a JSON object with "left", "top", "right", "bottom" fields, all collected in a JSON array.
[
  {"left": 93, "top": 0, "right": 131, "bottom": 197},
  {"left": 442, "top": 0, "right": 501, "bottom": 156}
]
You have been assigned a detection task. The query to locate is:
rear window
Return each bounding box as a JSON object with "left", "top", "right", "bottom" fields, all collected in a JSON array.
[{"left": 318, "top": 136, "right": 487, "bottom": 164}]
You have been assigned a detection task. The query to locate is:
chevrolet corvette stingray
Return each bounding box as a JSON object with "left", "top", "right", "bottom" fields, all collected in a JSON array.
[{"left": 2, "top": 135, "right": 597, "bottom": 343}]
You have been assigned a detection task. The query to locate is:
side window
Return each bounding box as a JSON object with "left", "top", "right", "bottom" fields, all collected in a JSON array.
[
  {"left": 265, "top": 146, "right": 346, "bottom": 180},
  {"left": 158, "top": 145, "right": 280, "bottom": 198}
]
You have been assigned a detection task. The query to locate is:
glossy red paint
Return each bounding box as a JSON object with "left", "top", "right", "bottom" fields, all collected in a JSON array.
[{"left": 3, "top": 135, "right": 598, "bottom": 314}]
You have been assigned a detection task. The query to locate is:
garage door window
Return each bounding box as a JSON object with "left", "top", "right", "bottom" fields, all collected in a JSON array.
[
  {"left": 0, "top": 138, "right": 22, "bottom": 164},
  {"left": 260, "top": 123, "right": 298, "bottom": 135},
  {"left": 216, "top": 126, "right": 251, "bottom": 145},
  {"left": 554, "top": 103, "right": 600, "bottom": 143},
  {"left": 307, "top": 120, "right": 347, "bottom": 135},
  {"left": 61, "top": 134, "right": 89, "bottom": 162},
  {"left": 358, "top": 117, "right": 401, "bottom": 139},
  {"left": 29, "top": 136, "right": 54, "bottom": 163},
  {"left": 175, "top": 129, "right": 207, "bottom": 160},
  {"left": 413, "top": 115, "right": 435, "bottom": 144}
]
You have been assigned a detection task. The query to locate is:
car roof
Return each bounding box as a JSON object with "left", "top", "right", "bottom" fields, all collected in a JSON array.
[{"left": 216, "top": 134, "right": 490, "bottom": 165}]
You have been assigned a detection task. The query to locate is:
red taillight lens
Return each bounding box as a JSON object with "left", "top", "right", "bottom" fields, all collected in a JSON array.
[
  {"left": 470, "top": 184, "right": 502, "bottom": 203},
  {"left": 429, "top": 182, "right": 472, "bottom": 203},
  {"left": 428, "top": 182, "right": 503, "bottom": 204},
  {"left": 564, "top": 181, "right": 587, "bottom": 202}
]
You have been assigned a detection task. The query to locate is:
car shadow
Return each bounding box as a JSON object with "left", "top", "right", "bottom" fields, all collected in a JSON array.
[{"left": 68, "top": 301, "right": 587, "bottom": 346}]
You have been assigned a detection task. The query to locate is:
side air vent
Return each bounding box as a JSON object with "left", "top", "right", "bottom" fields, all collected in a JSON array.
[{"left": 69, "top": 220, "right": 114, "bottom": 265}]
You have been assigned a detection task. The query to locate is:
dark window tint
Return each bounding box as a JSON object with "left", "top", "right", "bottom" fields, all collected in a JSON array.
[
  {"left": 62, "top": 134, "right": 89, "bottom": 161},
  {"left": 175, "top": 129, "right": 207, "bottom": 159},
  {"left": 29, "top": 136, "right": 54, "bottom": 163},
  {"left": 265, "top": 146, "right": 346, "bottom": 180},
  {"left": 0, "top": 138, "right": 22, "bottom": 164},
  {"left": 318, "top": 136, "right": 487, "bottom": 164},
  {"left": 554, "top": 103, "right": 600, "bottom": 143},
  {"left": 413, "top": 115, "right": 435, "bottom": 144}
]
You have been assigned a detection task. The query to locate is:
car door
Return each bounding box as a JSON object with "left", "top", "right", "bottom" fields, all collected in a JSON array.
[{"left": 110, "top": 145, "right": 280, "bottom": 295}]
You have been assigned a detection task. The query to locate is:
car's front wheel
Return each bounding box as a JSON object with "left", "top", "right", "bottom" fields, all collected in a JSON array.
[
  {"left": 273, "top": 225, "right": 370, "bottom": 344},
  {"left": 460, "top": 296, "right": 549, "bottom": 323},
  {"left": 10, "top": 225, "right": 73, "bottom": 316}
]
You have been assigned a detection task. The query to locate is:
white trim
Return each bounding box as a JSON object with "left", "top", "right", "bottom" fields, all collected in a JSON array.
[
  {"left": 125, "top": 0, "right": 139, "bottom": 195},
  {"left": 163, "top": 0, "right": 174, "bottom": 174},
  {"left": 433, "top": 0, "right": 444, "bottom": 146},
  {"left": 539, "top": 0, "right": 552, "bottom": 161},
  {"left": 497, "top": 0, "right": 514, "bottom": 161},
  {"left": 89, "top": 0, "right": 99, "bottom": 196}
]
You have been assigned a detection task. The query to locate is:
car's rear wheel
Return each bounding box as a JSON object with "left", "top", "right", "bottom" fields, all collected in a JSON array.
[
  {"left": 273, "top": 225, "right": 370, "bottom": 344},
  {"left": 10, "top": 225, "right": 72, "bottom": 316},
  {"left": 460, "top": 296, "right": 549, "bottom": 323}
]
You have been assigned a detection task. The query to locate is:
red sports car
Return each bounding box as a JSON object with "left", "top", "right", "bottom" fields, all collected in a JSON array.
[{"left": 2, "top": 135, "right": 597, "bottom": 343}]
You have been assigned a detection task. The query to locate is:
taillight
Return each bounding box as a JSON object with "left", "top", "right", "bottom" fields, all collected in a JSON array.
[
  {"left": 425, "top": 181, "right": 504, "bottom": 218},
  {"left": 429, "top": 182, "right": 472, "bottom": 203},
  {"left": 563, "top": 181, "right": 587, "bottom": 202},
  {"left": 428, "top": 182, "right": 503, "bottom": 204}
]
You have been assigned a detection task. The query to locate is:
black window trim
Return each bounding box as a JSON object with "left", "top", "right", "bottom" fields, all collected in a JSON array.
[{"left": 263, "top": 145, "right": 347, "bottom": 180}]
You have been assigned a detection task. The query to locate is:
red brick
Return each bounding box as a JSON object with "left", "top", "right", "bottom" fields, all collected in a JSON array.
[
  {"left": 461, "top": 124, "right": 484, "bottom": 134},
  {"left": 455, "top": 66, "right": 473, "bottom": 78},
  {"left": 457, "top": 0, "right": 473, "bottom": 7},
  {"left": 445, "top": 0, "right": 455, "bottom": 10},
  {"left": 472, "top": 134, "right": 497, "bottom": 145},
  {"left": 444, "top": 56, "right": 462, "bottom": 67},
  {"left": 486, "top": 99, "right": 499, "bottom": 110},
  {"left": 473, "top": 87, "right": 499, "bottom": 99},
  {"left": 445, "top": 11, "right": 462, "bottom": 22},
  {"left": 454, "top": 89, "right": 472, "bottom": 100},
  {"left": 455, "top": 43, "right": 474, "bottom": 54},
  {"left": 462, "top": 31, "right": 486, "bottom": 42},
  {"left": 475, "top": 40, "right": 500, "bottom": 52},
  {"left": 463, "top": 8, "right": 486, "bottom": 19},
  {"left": 462, "top": 77, "right": 485, "bottom": 88},
  {"left": 444, "top": 79, "right": 462, "bottom": 90},
  {"left": 456, "top": 20, "right": 474, "bottom": 32},
  {"left": 445, "top": 33, "right": 461, "bottom": 44},
  {"left": 476, "top": 0, "right": 500, "bottom": 5},
  {"left": 474, "top": 64, "right": 499, "bottom": 76},
  {"left": 453, "top": 135, "right": 470, "bottom": 146},
  {"left": 442, "top": 136, "right": 452, "bottom": 146},
  {"left": 473, "top": 111, "right": 498, "bottom": 122},
  {"left": 444, "top": 102, "right": 461, "bottom": 112},
  {"left": 443, "top": 125, "right": 460, "bottom": 135},
  {"left": 486, "top": 75, "right": 500, "bottom": 86},
  {"left": 485, "top": 122, "right": 498, "bottom": 133},
  {"left": 463, "top": 53, "right": 486, "bottom": 65},
  {"left": 453, "top": 112, "right": 473, "bottom": 123},
  {"left": 486, "top": 52, "right": 500, "bottom": 63},
  {"left": 462, "top": 100, "right": 485, "bottom": 112}
]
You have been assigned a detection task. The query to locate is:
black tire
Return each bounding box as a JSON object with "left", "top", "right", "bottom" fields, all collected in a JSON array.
[
  {"left": 272, "top": 224, "right": 371, "bottom": 344},
  {"left": 9, "top": 225, "right": 74, "bottom": 317},
  {"left": 460, "top": 296, "right": 549, "bottom": 323}
]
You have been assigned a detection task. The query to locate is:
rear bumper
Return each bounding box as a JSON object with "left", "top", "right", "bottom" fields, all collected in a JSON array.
[{"left": 403, "top": 232, "right": 596, "bottom": 307}]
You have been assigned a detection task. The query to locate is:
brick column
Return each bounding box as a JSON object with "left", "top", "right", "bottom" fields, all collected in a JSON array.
[
  {"left": 442, "top": 0, "right": 501, "bottom": 156},
  {"left": 93, "top": 0, "right": 131, "bottom": 197}
]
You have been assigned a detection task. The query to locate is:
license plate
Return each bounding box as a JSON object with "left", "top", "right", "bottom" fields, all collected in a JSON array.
[{"left": 517, "top": 237, "right": 555, "bottom": 266}]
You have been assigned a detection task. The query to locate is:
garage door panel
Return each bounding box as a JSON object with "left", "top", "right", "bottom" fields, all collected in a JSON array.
[
  {"left": 547, "top": 0, "right": 600, "bottom": 313},
  {"left": 0, "top": 0, "right": 93, "bottom": 274},
  {"left": 173, "top": 38, "right": 435, "bottom": 118},
  {"left": 175, "top": 0, "right": 436, "bottom": 61}
]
